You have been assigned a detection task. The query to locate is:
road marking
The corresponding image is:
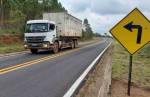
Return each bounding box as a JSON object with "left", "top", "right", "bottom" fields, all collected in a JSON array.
[
  {"left": 0, "top": 49, "right": 79, "bottom": 75},
  {"left": 63, "top": 42, "right": 112, "bottom": 97},
  {"left": 0, "top": 41, "right": 103, "bottom": 75},
  {"left": 0, "top": 39, "right": 101, "bottom": 59},
  {"left": 0, "top": 55, "right": 59, "bottom": 74},
  {"left": 0, "top": 51, "right": 29, "bottom": 59}
]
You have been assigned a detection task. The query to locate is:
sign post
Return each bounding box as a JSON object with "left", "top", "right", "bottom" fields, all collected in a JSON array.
[
  {"left": 110, "top": 8, "right": 150, "bottom": 96},
  {"left": 128, "top": 54, "right": 133, "bottom": 96}
]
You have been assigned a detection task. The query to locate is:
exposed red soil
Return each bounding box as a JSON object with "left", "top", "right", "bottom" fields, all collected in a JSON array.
[
  {"left": 111, "top": 79, "right": 150, "bottom": 97},
  {"left": 0, "top": 35, "right": 21, "bottom": 44}
]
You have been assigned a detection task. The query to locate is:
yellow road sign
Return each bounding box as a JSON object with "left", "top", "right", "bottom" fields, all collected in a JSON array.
[{"left": 110, "top": 8, "right": 150, "bottom": 54}]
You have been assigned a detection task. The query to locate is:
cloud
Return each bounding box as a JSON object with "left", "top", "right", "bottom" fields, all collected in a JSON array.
[
  {"left": 60, "top": 0, "right": 141, "bottom": 15},
  {"left": 59, "top": 0, "right": 150, "bottom": 35},
  {"left": 91, "top": 0, "right": 129, "bottom": 15},
  {"left": 59, "top": 0, "right": 90, "bottom": 12},
  {"left": 91, "top": 0, "right": 150, "bottom": 15}
]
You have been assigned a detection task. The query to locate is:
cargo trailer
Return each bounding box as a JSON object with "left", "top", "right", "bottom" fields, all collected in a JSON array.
[{"left": 24, "top": 12, "right": 82, "bottom": 54}]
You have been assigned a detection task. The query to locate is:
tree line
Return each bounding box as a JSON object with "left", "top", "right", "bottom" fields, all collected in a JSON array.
[
  {"left": 0, "top": 0, "right": 66, "bottom": 35},
  {"left": 82, "top": 18, "right": 101, "bottom": 40},
  {"left": 0, "top": 0, "right": 66, "bottom": 24},
  {"left": 0, "top": 0, "right": 98, "bottom": 39}
]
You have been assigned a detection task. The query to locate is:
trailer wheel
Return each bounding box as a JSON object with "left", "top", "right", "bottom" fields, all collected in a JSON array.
[
  {"left": 73, "top": 40, "right": 77, "bottom": 48},
  {"left": 30, "top": 49, "right": 38, "bottom": 54},
  {"left": 71, "top": 41, "right": 74, "bottom": 49},
  {"left": 53, "top": 42, "right": 59, "bottom": 53}
]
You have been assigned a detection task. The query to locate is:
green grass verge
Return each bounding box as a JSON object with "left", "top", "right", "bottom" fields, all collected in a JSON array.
[
  {"left": 0, "top": 43, "right": 25, "bottom": 54},
  {"left": 0, "top": 29, "right": 20, "bottom": 35},
  {"left": 112, "top": 41, "right": 150, "bottom": 89}
]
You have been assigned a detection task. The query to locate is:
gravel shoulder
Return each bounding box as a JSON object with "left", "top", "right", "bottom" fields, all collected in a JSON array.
[{"left": 75, "top": 45, "right": 113, "bottom": 97}]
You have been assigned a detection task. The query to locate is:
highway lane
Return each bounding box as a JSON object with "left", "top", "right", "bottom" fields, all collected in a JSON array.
[
  {"left": 0, "top": 40, "right": 110, "bottom": 97},
  {"left": 0, "top": 40, "right": 101, "bottom": 70}
]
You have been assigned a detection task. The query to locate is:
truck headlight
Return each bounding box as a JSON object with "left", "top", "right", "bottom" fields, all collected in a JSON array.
[
  {"left": 24, "top": 44, "right": 28, "bottom": 48},
  {"left": 43, "top": 44, "right": 48, "bottom": 48}
]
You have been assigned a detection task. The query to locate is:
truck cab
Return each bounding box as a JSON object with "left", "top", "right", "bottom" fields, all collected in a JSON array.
[
  {"left": 24, "top": 12, "right": 82, "bottom": 54},
  {"left": 24, "top": 20, "right": 58, "bottom": 54}
]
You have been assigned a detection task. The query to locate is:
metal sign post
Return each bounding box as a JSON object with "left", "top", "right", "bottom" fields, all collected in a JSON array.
[
  {"left": 128, "top": 54, "right": 133, "bottom": 96},
  {"left": 110, "top": 8, "right": 150, "bottom": 96}
]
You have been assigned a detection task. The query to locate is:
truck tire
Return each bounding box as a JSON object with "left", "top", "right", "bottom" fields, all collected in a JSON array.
[
  {"left": 73, "top": 40, "right": 77, "bottom": 48},
  {"left": 30, "top": 49, "right": 38, "bottom": 54},
  {"left": 71, "top": 41, "right": 74, "bottom": 49},
  {"left": 53, "top": 42, "right": 59, "bottom": 53}
]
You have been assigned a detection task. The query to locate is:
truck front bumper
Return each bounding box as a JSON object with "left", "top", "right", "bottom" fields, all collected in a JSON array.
[{"left": 24, "top": 42, "right": 53, "bottom": 49}]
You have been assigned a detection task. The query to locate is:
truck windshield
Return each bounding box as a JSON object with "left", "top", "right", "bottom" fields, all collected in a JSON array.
[{"left": 26, "top": 23, "right": 48, "bottom": 33}]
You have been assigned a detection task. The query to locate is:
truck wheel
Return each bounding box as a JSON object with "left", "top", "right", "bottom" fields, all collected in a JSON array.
[
  {"left": 71, "top": 41, "right": 74, "bottom": 49},
  {"left": 73, "top": 40, "right": 77, "bottom": 48},
  {"left": 30, "top": 49, "right": 38, "bottom": 54},
  {"left": 53, "top": 42, "right": 59, "bottom": 53}
]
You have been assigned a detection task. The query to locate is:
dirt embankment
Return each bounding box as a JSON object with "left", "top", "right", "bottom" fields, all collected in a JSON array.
[
  {"left": 111, "top": 79, "right": 150, "bottom": 97},
  {"left": 0, "top": 35, "right": 21, "bottom": 44}
]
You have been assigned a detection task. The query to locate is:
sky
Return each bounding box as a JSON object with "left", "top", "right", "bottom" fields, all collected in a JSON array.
[{"left": 59, "top": 0, "right": 150, "bottom": 35}]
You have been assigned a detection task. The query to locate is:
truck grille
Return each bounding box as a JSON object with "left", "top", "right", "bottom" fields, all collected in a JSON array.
[{"left": 26, "top": 36, "right": 45, "bottom": 43}]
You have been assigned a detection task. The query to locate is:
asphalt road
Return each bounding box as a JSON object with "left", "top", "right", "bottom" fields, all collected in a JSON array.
[{"left": 0, "top": 40, "right": 110, "bottom": 97}]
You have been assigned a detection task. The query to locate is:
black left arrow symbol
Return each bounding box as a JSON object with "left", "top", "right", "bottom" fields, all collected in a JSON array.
[{"left": 124, "top": 21, "right": 142, "bottom": 44}]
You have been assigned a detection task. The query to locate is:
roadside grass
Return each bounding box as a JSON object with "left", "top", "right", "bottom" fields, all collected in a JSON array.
[
  {"left": 0, "top": 43, "right": 25, "bottom": 54},
  {"left": 0, "top": 29, "right": 20, "bottom": 35},
  {"left": 79, "top": 37, "right": 95, "bottom": 42},
  {"left": 0, "top": 37, "right": 100, "bottom": 54},
  {"left": 112, "top": 41, "right": 150, "bottom": 89}
]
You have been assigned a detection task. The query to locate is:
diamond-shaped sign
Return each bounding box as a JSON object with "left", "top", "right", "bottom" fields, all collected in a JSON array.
[{"left": 110, "top": 8, "right": 150, "bottom": 54}]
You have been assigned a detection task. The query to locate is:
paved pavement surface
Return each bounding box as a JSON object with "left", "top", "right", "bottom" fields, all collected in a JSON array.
[{"left": 0, "top": 40, "right": 110, "bottom": 97}]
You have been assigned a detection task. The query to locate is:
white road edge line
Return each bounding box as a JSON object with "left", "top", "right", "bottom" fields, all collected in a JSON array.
[
  {"left": 63, "top": 42, "right": 112, "bottom": 97},
  {"left": 0, "top": 51, "right": 29, "bottom": 59}
]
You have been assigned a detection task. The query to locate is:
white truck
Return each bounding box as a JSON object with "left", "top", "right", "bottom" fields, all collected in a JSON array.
[{"left": 24, "top": 12, "right": 82, "bottom": 54}]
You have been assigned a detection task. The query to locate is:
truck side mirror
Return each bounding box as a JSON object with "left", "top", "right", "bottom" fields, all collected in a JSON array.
[{"left": 50, "top": 24, "right": 55, "bottom": 30}]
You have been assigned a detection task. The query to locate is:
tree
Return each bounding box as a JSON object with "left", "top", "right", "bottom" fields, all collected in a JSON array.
[
  {"left": 82, "top": 18, "right": 93, "bottom": 39},
  {"left": 0, "top": 0, "right": 66, "bottom": 35},
  {"left": 0, "top": 0, "right": 10, "bottom": 27},
  {"left": 93, "top": 33, "right": 101, "bottom": 37},
  {"left": 0, "top": 0, "right": 4, "bottom": 27},
  {"left": 21, "top": 0, "right": 41, "bottom": 20}
]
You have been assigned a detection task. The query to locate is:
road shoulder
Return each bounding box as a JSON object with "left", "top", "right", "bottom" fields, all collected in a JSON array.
[{"left": 75, "top": 45, "right": 113, "bottom": 97}]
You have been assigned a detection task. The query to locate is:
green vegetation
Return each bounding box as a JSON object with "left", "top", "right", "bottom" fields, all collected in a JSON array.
[
  {"left": 82, "top": 18, "right": 94, "bottom": 40},
  {"left": 0, "top": 0, "right": 66, "bottom": 35},
  {"left": 112, "top": 41, "right": 150, "bottom": 89},
  {"left": 0, "top": 43, "right": 25, "bottom": 54},
  {"left": 81, "top": 18, "right": 101, "bottom": 41},
  {"left": 0, "top": 0, "right": 96, "bottom": 39},
  {"left": 0, "top": 0, "right": 98, "bottom": 54}
]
